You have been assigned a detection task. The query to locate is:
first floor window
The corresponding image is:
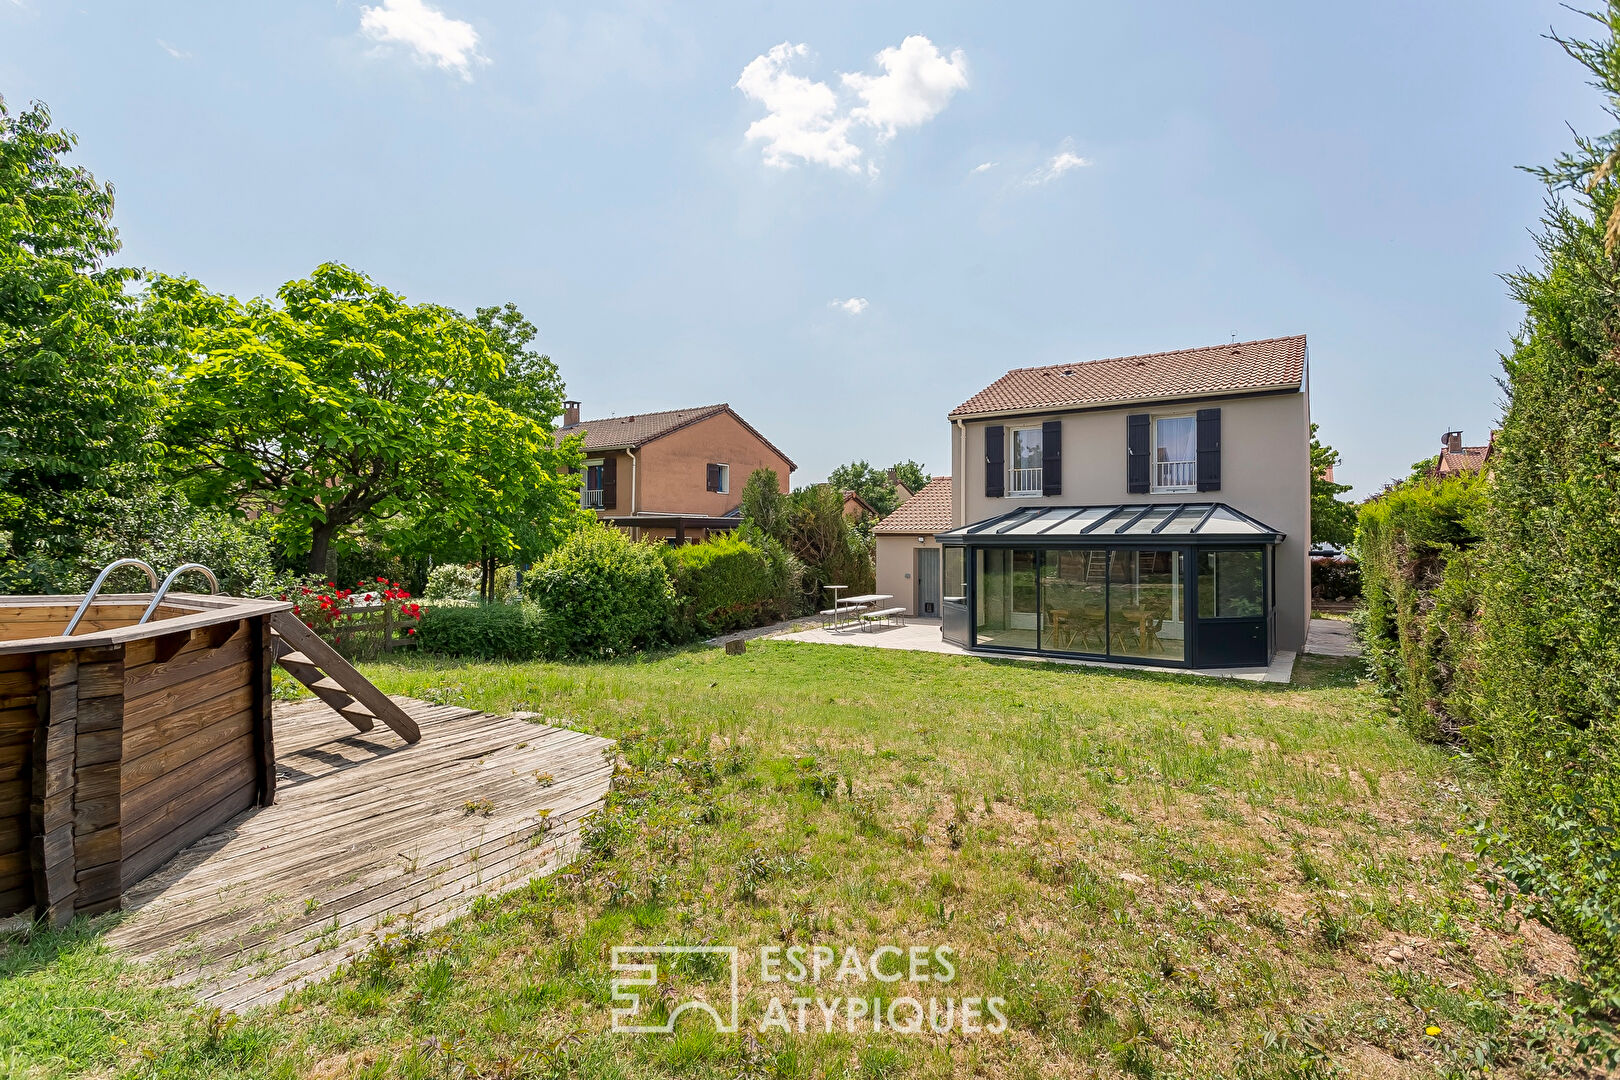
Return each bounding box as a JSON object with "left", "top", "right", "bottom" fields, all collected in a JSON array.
[
  {"left": 1009, "top": 427, "right": 1043, "bottom": 495},
  {"left": 715, "top": 463, "right": 730, "bottom": 493},
  {"left": 943, "top": 546, "right": 965, "bottom": 603},
  {"left": 583, "top": 461, "right": 605, "bottom": 508},
  {"left": 1153, "top": 416, "right": 1196, "bottom": 491}
]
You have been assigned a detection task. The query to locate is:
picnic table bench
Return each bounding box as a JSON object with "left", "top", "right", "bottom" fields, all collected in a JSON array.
[{"left": 820, "top": 590, "right": 899, "bottom": 631}]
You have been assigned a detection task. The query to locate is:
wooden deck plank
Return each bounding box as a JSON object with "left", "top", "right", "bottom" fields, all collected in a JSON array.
[{"left": 103, "top": 696, "right": 612, "bottom": 1010}]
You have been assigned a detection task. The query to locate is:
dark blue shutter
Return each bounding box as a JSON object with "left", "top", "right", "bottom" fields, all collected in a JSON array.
[
  {"left": 602, "top": 455, "right": 618, "bottom": 509},
  {"left": 1196, "top": 408, "right": 1221, "bottom": 492},
  {"left": 1041, "top": 420, "right": 1062, "bottom": 496},
  {"left": 1126, "top": 414, "right": 1150, "bottom": 494},
  {"left": 706, "top": 463, "right": 719, "bottom": 492},
  {"left": 984, "top": 426, "right": 1005, "bottom": 498}
]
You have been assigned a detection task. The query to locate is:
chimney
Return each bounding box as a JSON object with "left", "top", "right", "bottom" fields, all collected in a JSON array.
[
  {"left": 563, "top": 400, "right": 580, "bottom": 427},
  {"left": 886, "top": 467, "right": 898, "bottom": 486},
  {"left": 1442, "top": 430, "right": 1463, "bottom": 454}
]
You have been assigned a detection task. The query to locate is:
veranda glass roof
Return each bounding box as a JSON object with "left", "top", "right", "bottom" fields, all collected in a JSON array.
[{"left": 937, "top": 503, "right": 1284, "bottom": 544}]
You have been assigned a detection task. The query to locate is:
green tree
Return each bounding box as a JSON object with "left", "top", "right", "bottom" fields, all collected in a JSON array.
[
  {"left": 1309, "top": 424, "right": 1356, "bottom": 547},
  {"left": 149, "top": 264, "right": 584, "bottom": 574},
  {"left": 826, "top": 459, "right": 931, "bottom": 519},
  {"left": 403, "top": 302, "right": 586, "bottom": 598},
  {"left": 0, "top": 97, "right": 157, "bottom": 567},
  {"left": 739, "top": 467, "right": 788, "bottom": 539}
]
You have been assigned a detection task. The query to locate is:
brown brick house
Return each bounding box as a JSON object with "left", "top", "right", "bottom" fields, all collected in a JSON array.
[{"left": 556, "top": 401, "right": 795, "bottom": 543}]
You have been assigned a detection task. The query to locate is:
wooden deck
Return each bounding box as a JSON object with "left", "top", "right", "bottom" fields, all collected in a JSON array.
[{"left": 104, "top": 697, "right": 614, "bottom": 1011}]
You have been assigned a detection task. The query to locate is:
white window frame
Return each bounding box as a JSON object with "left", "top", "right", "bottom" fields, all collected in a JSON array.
[
  {"left": 715, "top": 463, "right": 730, "bottom": 495},
  {"left": 1007, "top": 426, "right": 1043, "bottom": 497},
  {"left": 582, "top": 457, "right": 605, "bottom": 509},
  {"left": 1151, "top": 415, "right": 1197, "bottom": 494}
]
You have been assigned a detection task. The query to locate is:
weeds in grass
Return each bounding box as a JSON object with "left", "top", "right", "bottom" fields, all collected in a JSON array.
[{"left": 462, "top": 799, "right": 496, "bottom": 817}]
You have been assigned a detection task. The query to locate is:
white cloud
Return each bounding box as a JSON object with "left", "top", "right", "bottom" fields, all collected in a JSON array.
[
  {"left": 736, "top": 43, "right": 861, "bottom": 172},
  {"left": 736, "top": 35, "right": 966, "bottom": 172},
  {"left": 971, "top": 161, "right": 997, "bottom": 174},
  {"left": 1025, "top": 147, "right": 1089, "bottom": 186},
  {"left": 157, "top": 39, "right": 190, "bottom": 59},
  {"left": 844, "top": 35, "right": 967, "bottom": 141},
  {"left": 831, "top": 297, "right": 869, "bottom": 315},
  {"left": 360, "top": 0, "right": 486, "bottom": 80}
]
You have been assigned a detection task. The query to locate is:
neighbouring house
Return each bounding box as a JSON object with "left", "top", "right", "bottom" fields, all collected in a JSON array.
[
  {"left": 555, "top": 401, "right": 795, "bottom": 543},
  {"left": 874, "top": 476, "right": 953, "bottom": 616},
  {"left": 1433, "top": 429, "right": 1495, "bottom": 477},
  {"left": 842, "top": 489, "right": 878, "bottom": 521},
  {"left": 877, "top": 335, "right": 1311, "bottom": 669}
]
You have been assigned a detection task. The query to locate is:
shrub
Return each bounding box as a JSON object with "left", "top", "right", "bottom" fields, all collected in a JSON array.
[
  {"left": 665, "top": 533, "right": 801, "bottom": 638},
  {"left": 416, "top": 602, "right": 544, "bottom": 661},
  {"left": 1310, "top": 556, "right": 1361, "bottom": 601},
  {"left": 0, "top": 489, "right": 293, "bottom": 597},
  {"left": 425, "top": 563, "right": 481, "bottom": 602},
  {"left": 1355, "top": 473, "right": 1485, "bottom": 742},
  {"left": 524, "top": 526, "right": 675, "bottom": 659}
]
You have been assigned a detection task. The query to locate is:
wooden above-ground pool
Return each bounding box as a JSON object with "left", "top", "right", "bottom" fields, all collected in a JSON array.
[{"left": 0, "top": 592, "right": 292, "bottom": 925}]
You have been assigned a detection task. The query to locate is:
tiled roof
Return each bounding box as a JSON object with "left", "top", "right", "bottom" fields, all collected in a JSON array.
[
  {"left": 1436, "top": 447, "right": 1490, "bottom": 475},
  {"left": 557, "top": 404, "right": 797, "bottom": 469},
  {"left": 874, "top": 476, "right": 953, "bottom": 535},
  {"left": 949, "top": 335, "right": 1307, "bottom": 418}
]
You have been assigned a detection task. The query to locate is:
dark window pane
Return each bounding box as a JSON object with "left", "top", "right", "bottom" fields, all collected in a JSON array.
[
  {"left": 944, "top": 547, "right": 966, "bottom": 602},
  {"left": 1197, "top": 549, "right": 1264, "bottom": 618}
]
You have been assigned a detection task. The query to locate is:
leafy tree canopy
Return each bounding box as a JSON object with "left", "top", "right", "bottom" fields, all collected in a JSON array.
[
  {"left": 149, "top": 263, "right": 584, "bottom": 573},
  {"left": 0, "top": 97, "right": 156, "bottom": 560},
  {"left": 826, "top": 459, "right": 931, "bottom": 519},
  {"left": 1309, "top": 424, "right": 1356, "bottom": 547}
]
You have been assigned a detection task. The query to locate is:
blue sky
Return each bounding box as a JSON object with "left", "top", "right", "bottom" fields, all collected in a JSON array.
[{"left": 0, "top": 1, "right": 1603, "bottom": 495}]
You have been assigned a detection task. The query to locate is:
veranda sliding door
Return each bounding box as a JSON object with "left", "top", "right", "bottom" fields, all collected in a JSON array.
[{"left": 976, "top": 548, "right": 1038, "bottom": 650}]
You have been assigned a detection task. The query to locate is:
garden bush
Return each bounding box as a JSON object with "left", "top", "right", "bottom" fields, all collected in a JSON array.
[
  {"left": 416, "top": 602, "right": 543, "bottom": 661},
  {"left": 665, "top": 533, "right": 802, "bottom": 638},
  {"left": 425, "top": 563, "right": 481, "bottom": 602},
  {"left": 1355, "top": 473, "right": 1485, "bottom": 742},
  {"left": 524, "top": 526, "right": 675, "bottom": 659},
  {"left": 1309, "top": 556, "right": 1361, "bottom": 601}
]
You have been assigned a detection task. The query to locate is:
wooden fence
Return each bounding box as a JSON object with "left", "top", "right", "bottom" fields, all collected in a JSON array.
[{"left": 320, "top": 603, "right": 414, "bottom": 659}]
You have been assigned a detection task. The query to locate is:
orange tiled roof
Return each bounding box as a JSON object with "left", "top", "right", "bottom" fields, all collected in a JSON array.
[
  {"left": 874, "top": 476, "right": 953, "bottom": 535},
  {"left": 1436, "top": 446, "right": 1490, "bottom": 475},
  {"left": 949, "top": 335, "right": 1306, "bottom": 418},
  {"left": 557, "top": 403, "right": 796, "bottom": 469}
]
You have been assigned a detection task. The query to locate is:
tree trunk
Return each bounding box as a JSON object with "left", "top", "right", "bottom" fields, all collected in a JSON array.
[{"left": 308, "top": 526, "right": 334, "bottom": 577}]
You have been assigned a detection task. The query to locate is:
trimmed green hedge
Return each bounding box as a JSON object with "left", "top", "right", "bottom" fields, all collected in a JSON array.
[
  {"left": 665, "top": 533, "right": 801, "bottom": 638},
  {"left": 416, "top": 602, "right": 543, "bottom": 661},
  {"left": 524, "top": 526, "right": 676, "bottom": 659},
  {"left": 1355, "top": 473, "right": 1485, "bottom": 743}
]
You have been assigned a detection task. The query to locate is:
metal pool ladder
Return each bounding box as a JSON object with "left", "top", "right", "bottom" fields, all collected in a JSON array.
[
  {"left": 61, "top": 559, "right": 220, "bottom": 636},
  {"left": 62, "top": 558, "right": 159, "bottom": 636}
]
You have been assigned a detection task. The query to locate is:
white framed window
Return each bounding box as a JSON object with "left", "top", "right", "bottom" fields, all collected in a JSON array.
[
  {"left": 582, "top": 458, "right": 605, "bottom": 509},
  {"left": 1008, "top": 427, "right": 1043, "bottom": 496},
  {"left": 1152, "top": 416, "right": 1197, "bottom": 492},
  {"left": 716, "top": 463, "right": 730, "bottom": 494}
]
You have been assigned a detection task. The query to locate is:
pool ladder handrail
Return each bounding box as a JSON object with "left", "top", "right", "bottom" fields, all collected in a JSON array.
[
  {"left": 62, "top": 558, "right": 160, "bottom": 636},
  {"left": 138, "top": 564, "right": 220, "bottom": 625}
]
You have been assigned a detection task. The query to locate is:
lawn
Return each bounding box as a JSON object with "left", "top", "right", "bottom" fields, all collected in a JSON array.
[{"left": 0, "top": 642, "right": 1576, "bottom": 1079}]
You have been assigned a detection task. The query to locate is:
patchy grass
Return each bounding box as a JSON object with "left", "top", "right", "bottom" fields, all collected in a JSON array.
[{"left": 0, "top": 643, "right": 1579, "bottom": 1078}]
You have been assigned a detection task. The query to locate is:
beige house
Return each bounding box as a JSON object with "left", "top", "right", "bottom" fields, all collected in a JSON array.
[
  {"left": 874, "top": 476, "right": 953, "bottom": 616},
  {"left": 877, "top": 335, "right": 1311, "bottom": 669}
]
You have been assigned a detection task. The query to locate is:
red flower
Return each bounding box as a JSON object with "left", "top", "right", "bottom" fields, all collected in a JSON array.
[{"left": 406, "top": 627, "right": 416, "bottom": 636}]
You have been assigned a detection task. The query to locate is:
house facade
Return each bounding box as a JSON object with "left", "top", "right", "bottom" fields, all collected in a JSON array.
[
  {"left": 874, "top": 476, "right": 953, "bottom": 616},
  {"left": 879, "top": 335, "right": 1310, "bottom": 669},
  {"left": 556, "top": 402, "right": 794, "bottom": 543}
]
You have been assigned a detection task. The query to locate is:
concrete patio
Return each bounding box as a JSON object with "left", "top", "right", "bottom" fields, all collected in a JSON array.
[{"left": 773, "top": 617, "right": 1297, "bottom": 683}]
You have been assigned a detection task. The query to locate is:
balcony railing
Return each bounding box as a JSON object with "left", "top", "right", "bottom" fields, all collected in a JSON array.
[
  {"left": 1009, "top": 467, "right": 1043, "bottom": 495},
  {"left": 582, "top": 489, "right": 605, "bottom": 509},
  {"left": 1154, "top": 460, "right": 1196, "bottom": 491}
]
